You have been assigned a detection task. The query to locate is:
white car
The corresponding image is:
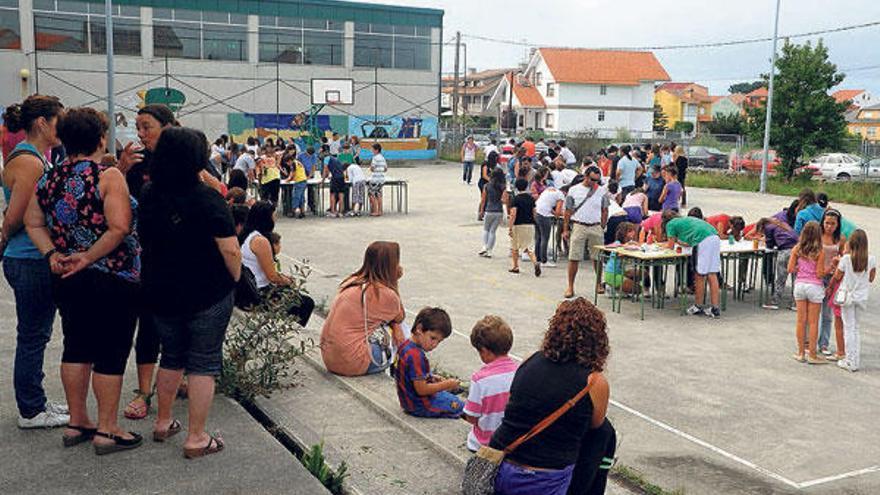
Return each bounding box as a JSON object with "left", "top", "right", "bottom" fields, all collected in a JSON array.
[{"left": 808, "top": 153, "right": 872, "bottom": 181}]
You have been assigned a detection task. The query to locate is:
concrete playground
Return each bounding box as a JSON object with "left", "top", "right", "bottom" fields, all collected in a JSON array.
[{"left": 272, "top": 162, "right": 880, "bottom": 494}]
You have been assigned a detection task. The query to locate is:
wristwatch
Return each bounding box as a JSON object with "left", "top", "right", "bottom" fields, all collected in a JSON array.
[{"left": 43, "top": 248, "right": 57, "bottom": 260}]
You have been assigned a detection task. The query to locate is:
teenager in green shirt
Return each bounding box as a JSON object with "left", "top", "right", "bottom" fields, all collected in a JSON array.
[{"left": 663, "top": 213, "right": 722, "bottom": 318}]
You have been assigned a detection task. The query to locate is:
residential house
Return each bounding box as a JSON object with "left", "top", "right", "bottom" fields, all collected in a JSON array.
[
  {"left": 487, "top": 48, "right": 670, "bottom": 134},
  {"left": 744, "top": 87, "right": 768, "bottom": 109},
  {"left": 654, "top": 82, "right": 713, "bottom": 131},
  {"left": 832, "top": 89, "right": 874, "bottom": 110},
  {"left": 441, "top": 68, "right": 516, "bottom": 118},
  {"left": 847, "top": 103, "right": 880, "bottom": 142},
  {"left": 710, "top": 93, "right": 746, "bottom": 118}
]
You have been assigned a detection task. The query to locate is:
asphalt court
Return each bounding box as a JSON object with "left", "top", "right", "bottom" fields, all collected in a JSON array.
[{"left": 276, "top": 162, "right": 880, "bottom": 494}]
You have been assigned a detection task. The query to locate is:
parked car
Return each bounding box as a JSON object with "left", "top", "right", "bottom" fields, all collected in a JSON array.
[
  {"left": 686, "top": 146, "right": 729, "bottom": 169},
  {"left": 471, "top": 134, "right": 492, "bottom": 149},
  {"left": 732, "top": 149, "right": 781, "bottom": 174},
  {"left": 807, "top": 153, "right": 872, "bottom": 181}
]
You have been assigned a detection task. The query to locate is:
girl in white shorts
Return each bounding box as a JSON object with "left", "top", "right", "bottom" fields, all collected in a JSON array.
[{"left": 787, "top": 221, "right": 827, "bottom": 364}]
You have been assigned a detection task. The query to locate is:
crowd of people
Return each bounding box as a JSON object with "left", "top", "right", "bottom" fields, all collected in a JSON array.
[
  {"left": 319, "top": 240, "right": 616, "bottom": 494},
  {"left": 467, "top": 135, "right": 873, "bottom": 370},
  {"left": 0, "top": 95, "right": 316, "bottom": 457},
  {"left": 215, "top": 131, "right": 389, "bottom": 218}
]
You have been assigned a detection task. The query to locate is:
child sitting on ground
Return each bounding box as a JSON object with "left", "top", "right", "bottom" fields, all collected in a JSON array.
[
  {"left": 463, "top": 315, "right": 518, "bottom": 451},
  {"left": 605, "top": 222, "right": 642, "bottom": 295},
  {"left": 269, "top": 231, "right": 283, "bottom": 273},
  {"left": 394, "top": 307, "right": 463, "bottom": 418}
]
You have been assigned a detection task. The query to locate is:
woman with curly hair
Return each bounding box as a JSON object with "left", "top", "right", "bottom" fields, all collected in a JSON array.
[{"left": 489, "top": 298, "right": 615, "bottom": 495}]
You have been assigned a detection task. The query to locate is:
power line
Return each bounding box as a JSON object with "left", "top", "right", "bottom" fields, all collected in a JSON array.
[{"left": 460, "top": 19, "right": 880, "bottom": 51}]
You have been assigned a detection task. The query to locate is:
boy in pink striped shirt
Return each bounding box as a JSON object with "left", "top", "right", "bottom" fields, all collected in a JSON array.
[{"left": 463, "top": 315, "right": 518, "bottom": 452}]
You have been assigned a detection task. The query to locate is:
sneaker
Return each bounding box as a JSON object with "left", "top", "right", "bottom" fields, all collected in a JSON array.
[
  {"left": 837, "top": 359, "right": 857, "bottom": 372},
  {"left": 707, "top": 306, "right": 721, "bottom": 318},
  {"left": 46, "top": 401, "right": 69, "bottom": 415},
  {"left": 686, "top": 305, "right": 704, "bottom": 316},
  {"left": 484, "top": 252, "right": 493, "bottom": 259},
  {"left": 544, "top": 261, "right": 557, "bottom": 268},
  {"left": 762, "top": 301, "right": 780, "bottom": 310},
  {"left": 789, "top": 304, "right": 798, "bottom": 311},
  {"left": 820, "top": 347, "right": 832, "bottom": 356},
  {"left": 18, "top": 409, "right": 69, "bottom": 429},
  {"left": 477, "top": 248, "right": 487, "bottom": 257}
]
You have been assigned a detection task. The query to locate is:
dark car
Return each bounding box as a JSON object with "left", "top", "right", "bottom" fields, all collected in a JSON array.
[{"left": 687, "top": 146, "right": 729, "bottom": 169}]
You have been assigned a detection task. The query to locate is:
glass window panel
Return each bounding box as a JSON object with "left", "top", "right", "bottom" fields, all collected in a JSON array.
[
  {"left": 87, "top": 3, "right": 107, "bottom": 14},
  {"left": 0, "top": 0, "right": 20, "bottom": 7},
  {"left": 354, "top": 33, "right": 392, "bottom": 68},
  {"left": 371, "top": 23, "right": 393, "bottom": 34},
  {"left": 203, "top": 24, "right": 247, "bottom": 61},
  {"left": 90, "top": 16, "right": 141, "bottom": 55},
  {"left": 202, "top": 11, "right": 228, "bottom": 24},
  {"left": 394, "top": 36, "right": 430, "bottom": 70},
  {"left": 173, "top": 8, "right": 200, "bottom": 22},
  {"left": 57, "top": 0, "right": 88, "bottom": 13},
  {"left": 154, "top": 20, "right": 200, "bottom": 59},
  {"left": 258, "top": 15, "right": 276, "bottom": 26},
  {"left": 394, "top": 25, "right": 415, "bottom": 36},
  {"left": 152, "top": 8, "right": 172, "bottom": 19},
  {"left": 303, "top": 29, "right": 342, "bottom": 66},
  {"left": 120, "top": 5, "right": 139, "bottom": 17},
  {"left": 277, "top": 16, "right": 301, "bottom": 28},
  {"left": 301, "top": 18, "right": 326, "bottom": 30},
  {"left": 0, "top": 9, "right": 20, "bottom": 50},
  {"left": 354, "top": 22, "right": 369, "bottom": 33},
  {"left": 326, "top": 20, "right": 343, "bottom": 31},
  {"left": 415, "top": 25, "right": 431, "bottom": 37},
  {"left": 230, "top": 14, "right": 247, "bottom": 25},
  {"left": 32, "top": 0, "right": 55, "bottom": 10},
  {"left": 259, "top": 28, "right": 302, "bottom": 63},
  {"left": 34, "top": 13, "right": 87, "bottom": 53}
]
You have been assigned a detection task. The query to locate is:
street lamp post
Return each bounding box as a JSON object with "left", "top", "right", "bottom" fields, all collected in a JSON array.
[
  {"left": 759, "top": 0, "right": 782, "bottom": 193},
  {"left": 105, "top": 0, "right": 116, "bottom": 155}
]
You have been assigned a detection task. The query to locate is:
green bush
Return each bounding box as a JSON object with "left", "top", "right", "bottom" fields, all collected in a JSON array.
[
  {"left": 302, "top": 441, "right": 349, "bottom": 495},
  {"left": 673, "top": 121, "right": 694, "bottom": 134},
  {"left": 219, "top": 263, "right": 315, "bottom": 403}
]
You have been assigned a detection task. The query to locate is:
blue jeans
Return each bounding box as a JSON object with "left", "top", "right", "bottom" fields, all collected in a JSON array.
[
  {"left": 3, "top": 257, "right": 57, "bottom": 417},
  {"left": 292, "top": 181, "right": 307, "bottom": 211},
  {"left": 462, "top": 161, "right": 474, "bottom": 183},
  {"left": 365, "top": 341, "right": 392, "bottom": 375}
]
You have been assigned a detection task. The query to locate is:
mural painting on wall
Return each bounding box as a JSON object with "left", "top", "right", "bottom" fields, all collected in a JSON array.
[{"left": 228, "top": 112, "right": 438, "bottom": 160}]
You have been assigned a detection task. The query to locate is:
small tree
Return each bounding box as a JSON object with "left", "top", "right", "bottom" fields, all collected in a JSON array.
[
  {"left": 706, "top": 112, "right": 745, "bottom": 135},
  {"left": 673, "top": 121, "right": 694, "bottom": 134},
  {"left": 653, "top": 104, "right": 669, "bottom": 131},
  {"left": 728, "top": 81, "right": 766, "bottom": 94},
  {"left": 746, "top": 40, "right": 849, "bottom": 179}
]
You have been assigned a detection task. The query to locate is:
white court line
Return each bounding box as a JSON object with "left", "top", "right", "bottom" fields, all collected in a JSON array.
[{"left": 281, "top": 253, "right": 878, "bottom": 490}]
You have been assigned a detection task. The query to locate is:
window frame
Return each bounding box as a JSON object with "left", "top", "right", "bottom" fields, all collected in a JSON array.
[
  {"left": 546, "top": 82, "right": 555, "bottom": 97},
  {"left": 354, "top": 22, "right": 431, "bottom": 70},
  {"left": 598, "top": 110, "right": 605, "bottom": 122},
  {"left": 600, "top": 84, "right": 607, "bottom": 96},
  {"left": 0, "top": 0, "right": 20, "bottom": 50},
  {"left": 545, "top": 112, "right": 555, "bottom": 129},
  {"left": 259, "top": 15, "right": 343, "bottom": 66}
]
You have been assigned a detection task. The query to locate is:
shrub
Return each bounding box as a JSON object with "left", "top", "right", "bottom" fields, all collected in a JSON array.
[
  {"left": 673, "top": 121, "right": 694, "bottom": 134},
  {"left": 302, "top": 441, "right": 349, "bottom": 495}
]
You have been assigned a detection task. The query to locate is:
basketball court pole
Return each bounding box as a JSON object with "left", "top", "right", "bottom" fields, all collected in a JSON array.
[
  {"left": 275, "top": 33, "right": 280, "bottom": 141},
  {"left": 105, "top": 0, "right": 116, "bottom": 155}
]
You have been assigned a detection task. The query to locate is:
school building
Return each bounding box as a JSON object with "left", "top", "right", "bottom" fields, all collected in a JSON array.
[{"left": 0, "top": 0, "right": 444, "bottom": 159}]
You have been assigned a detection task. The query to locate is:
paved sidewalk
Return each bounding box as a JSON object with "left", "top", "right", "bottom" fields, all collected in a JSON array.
[{"left": 0, "top": 283, "right": 329, "bottom": 495}]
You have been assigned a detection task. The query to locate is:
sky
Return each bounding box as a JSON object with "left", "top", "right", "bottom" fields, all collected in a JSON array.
[{"left": 359, "top": 0, "right": 880, "bottom": 96}]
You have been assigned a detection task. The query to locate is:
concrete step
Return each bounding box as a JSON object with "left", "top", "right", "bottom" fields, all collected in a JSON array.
[{"left": 254, "top": 314, "right": 634, "bottom": 495}]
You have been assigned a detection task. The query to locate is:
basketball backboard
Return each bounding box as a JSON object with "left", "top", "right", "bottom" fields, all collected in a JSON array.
[{"left": 311, "top": 78, "right": 354, "bottom": 105}]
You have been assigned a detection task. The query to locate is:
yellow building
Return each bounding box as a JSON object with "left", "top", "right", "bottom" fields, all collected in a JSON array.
[
  {"left": 847, "top": 104, "right": 880, "bottom": 142},
  {"left": 654, "top": 82, "right": 713, "bottom": 131}
]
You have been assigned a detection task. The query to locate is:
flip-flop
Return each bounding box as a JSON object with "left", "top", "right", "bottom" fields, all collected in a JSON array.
[
  {"left": 563, "top": 291, "right": 575, "bottom": 299},
  {"left": 93, "top": 431, "right": 143, "bottom": 455},
  {"left": 153, "top": 419, "right": 183, "bottom": 442},
  {"left": 62, "top": 425, "right": 97, "bottom": 447},
  {"left": 184, "top": 435, "right": 225, "bottom": 459}
]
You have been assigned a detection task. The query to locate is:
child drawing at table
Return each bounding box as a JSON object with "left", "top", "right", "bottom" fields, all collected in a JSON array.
[
  {"left": 604, "top": 222, "right": 642, "bottom": 295},
  {"left": 788, "top": 221, "right": 827, "bottom": 364}
]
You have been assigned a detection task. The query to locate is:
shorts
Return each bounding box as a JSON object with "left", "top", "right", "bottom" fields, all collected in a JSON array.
[
  {"left": 54, "top": 269, "right": 138, "bottom": 375},
  {"left": 368, "top": 180, "right": 384, "bottom": 197},
  {"left": 695, "top": 235, "right": 721, "bottom": 275},
  {"left": 794, "top": 282, "right": 824, "bottom": 304},
  {"left": 351, "top": 181, "right": 366, "bottom": 205},
  {"left": 569, "top": 223, "right": 604, "bottom": 261},
  {"left": 510, "top": 224, "right": 535, "bottom": 251},
  {"left": 154, "top": 292, "right": 234, "bottom": 376},
  {"left": 406, "top": 390, "right": 464, "bottom": 419},
  {"left": 329, "top": 178, "right": 346, "bottom": 194}
]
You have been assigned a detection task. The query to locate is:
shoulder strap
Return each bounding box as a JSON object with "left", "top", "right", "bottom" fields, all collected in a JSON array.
[
  {"left": 6, "top": 148, "right": 46, "bottom": 168},
  {"left": 571, "top": 187, "right": 598, "bottom": 215},
  {"left": 504, "top": 376, "right": 593, "bottom": 455}
]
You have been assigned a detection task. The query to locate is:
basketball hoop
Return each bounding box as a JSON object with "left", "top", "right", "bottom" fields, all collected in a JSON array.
[
  {"left": 311, "top": 79, "right": 354, "bottom": 106},
  {"left": 325, "top": 90, "right": 341, "bottom": 105}
]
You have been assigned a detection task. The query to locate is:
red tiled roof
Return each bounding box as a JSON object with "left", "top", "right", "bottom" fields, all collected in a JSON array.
[
  {"left": 538, "top": 48, "right": 670, "bottom": 86},
  {"left": 505, "top": 74, "right": 545, "bottom": 108},
  {"left": 729, "top": 93, "right": 747, "bottom": 105},
  {"left": 657, "top": 82, "right": 711, "bottom": 103},
  {"left": 657, "top": 82, "right": 696, "bottom": 92},
  {"left": 833, "top": 89, "right": 864, "bottom": 104},
  {"left": 747, "top": 87, "right": 768, "bottom": 98}
]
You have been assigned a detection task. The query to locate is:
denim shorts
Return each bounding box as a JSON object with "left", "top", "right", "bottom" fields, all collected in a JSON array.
[
  {"left": 365, "top": 341, "right": 392, "bottom": 375},
  {"left": 154, "top": 292, "right": 234, "bottom": 376}
]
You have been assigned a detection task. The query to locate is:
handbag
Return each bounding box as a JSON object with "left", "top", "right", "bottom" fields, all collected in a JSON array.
[
  {"left": 461, "top": 377, "right": 594, "bottom": 495},
  {"left": 234, "top": 265, "right": 261, "bottom": 310},
  {"left": 833, "top": 282, "right": 852, "bottom": 306},
  {"left": 362, "top": 284, "right": 393, "bottom": 368}
]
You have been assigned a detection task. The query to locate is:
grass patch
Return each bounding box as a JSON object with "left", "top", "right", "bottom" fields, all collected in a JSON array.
[
  {"left": 612, "top": 464, "right": 685, "bottom": 495},
  {"left": 686, "top": 170, "right": 880, "bottom": 208}
]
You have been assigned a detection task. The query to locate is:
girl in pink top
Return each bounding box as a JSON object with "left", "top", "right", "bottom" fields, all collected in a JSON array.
[
  {"left": 787, "top": 221, "right": 827, "bottom": 364},
  {"left": 638, "top": 211, "right": 665, "bottom": 244}
]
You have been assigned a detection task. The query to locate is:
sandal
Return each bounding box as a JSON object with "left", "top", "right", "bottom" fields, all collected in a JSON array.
[
  {"left": 153, "top": 419, "right": 183, "bottom": 443},
  {"left": 508, "top": 268, "right": 520, "bottom": 274},
  {"left": 62, "top": 425, "right": 97, "bottom": 447},
  {"left": 93, "top": 431, "right": 143, "bottom": 455},
  {"left": 124, "top": 389, "right": 153, "bottom": 420},
  {"left": 184, "top": 434, "right": 225, "bottom": 459}
]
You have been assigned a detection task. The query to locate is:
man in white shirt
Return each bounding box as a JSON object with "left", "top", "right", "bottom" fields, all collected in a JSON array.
[
  {"left": 562, "top": 166, "right": 609, "bottom": 298},
  {"left": 550, "top": 158, "right": 577, "bottom": 188},
  {"left": 483, "top": 139, "right": 498, "bottom": 158},
  {"left": 461, "top": 136, "right": 478, "bottom": 185},
  {"left": 534, "top": 186, "right": 565, "bottom": 267},
  {"left": 234, "top": 149, "right": 258, "bottom": 182},
  {"left": 559, "top": 140, "right": 577, "bottom": 166}
]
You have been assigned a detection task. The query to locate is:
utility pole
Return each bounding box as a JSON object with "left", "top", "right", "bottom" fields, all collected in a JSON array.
[
  {"left": 275, "top": 33, "right": 280, "bottom": 141},
  {"left": 462, "top": 42, "right": 468, "bottom": 131},
  {"left": 452, "top": 30, "right": 461, "bottom": 141},
  {"left": 105, "top": 0, "right": 116, "bottom": 155},
  {"left": 507, "top": 72, "right": 514, "bottom": 135},
  {"left": 760, "top": 0, "right": 782, "bottom": 193}
]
